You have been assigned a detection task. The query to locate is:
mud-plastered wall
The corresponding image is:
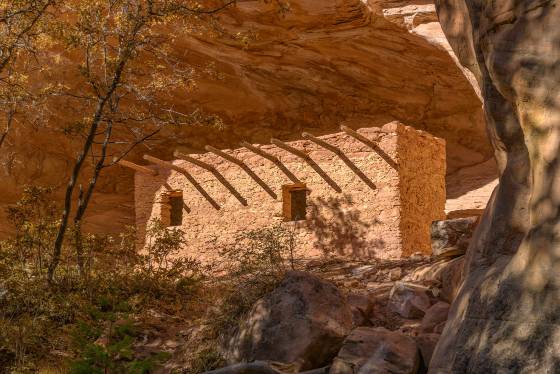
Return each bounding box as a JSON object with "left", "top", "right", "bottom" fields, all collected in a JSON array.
[
  {"left": 396, "top": 124, "right": 447, "bottom": 256},
  {"left": 135, "top": 123, "right": 445, "bottom": 264}
]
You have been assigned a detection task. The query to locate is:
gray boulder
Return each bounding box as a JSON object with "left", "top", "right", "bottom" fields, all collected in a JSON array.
[
  {"left": 430, "top": 217, "right": 478, "bottom": 257},
  {"left": 330, "top": 327, "right": 420, "bottom": 374},
  {"left": 388, "top": 282, "right": 432, "bottom": 319},
  {"left": 224, "top": 271, "right": 353, "bottom": 371}
]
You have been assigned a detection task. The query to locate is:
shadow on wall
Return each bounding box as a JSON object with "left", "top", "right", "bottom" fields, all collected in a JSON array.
[{"left": 307, "top": 195, "right": 384, "bottom": 259}]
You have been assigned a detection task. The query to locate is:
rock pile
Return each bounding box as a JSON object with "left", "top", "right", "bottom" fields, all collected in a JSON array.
[{"left": 203, "top": 216, "right": 477, "bottom": 373}]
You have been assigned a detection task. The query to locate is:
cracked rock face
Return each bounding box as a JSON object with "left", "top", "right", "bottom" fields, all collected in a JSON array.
[
  {"left": 431, "top": 1, "right": 560, "bottom": 372},
  {"left": 0, "top": 0, "right": 489, "bottom": 237}
]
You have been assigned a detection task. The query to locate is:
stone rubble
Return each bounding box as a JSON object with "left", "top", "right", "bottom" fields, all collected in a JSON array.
[
  {"left": 206, "top": 254, "right": 465, "bottom": 373},
  {"left": 387, "top": 282, "right": 433, "bottom": 319},
  {"left": 201, "top": 216, "right": 478, "bottom": 373}
]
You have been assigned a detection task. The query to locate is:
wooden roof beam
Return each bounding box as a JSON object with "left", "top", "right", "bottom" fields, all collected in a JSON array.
[
  {"left": 144, "top": 155, "right": 186, "bottom": 174},
  {"left": 302, "top": 132, "right": 376, "bottom": 189},
  {"left": 301, "top": 132, "right": 343, "bottom": 155},
  {"left": 173, "top": 151, "right": 248, "bottom": 206},
  {"left": 204, "top": 146, "right": 244, "bottom": 168},
  {"left": 117, "top": 159, "right": 158, "bottom": 176},
  {"left": 205, "top": 146, "right": 277, "bottom": 199},
  {"left": 143, "top": 154, "right": 221, "bottom": 210},
  {"left": 340, "top": 125, "right": 398, "bottom": 169},
  {"left": 270, "top": 138, "right": 311, "bottom": 160},
  {"left": 173, "top": 151, "right": 218, "bottom": 174},
  {"left": 240, "top": 141, "right": 300, "bottom": 183},
  {"left": 270, "top": 138, "right": 341, "bottom": 193}
]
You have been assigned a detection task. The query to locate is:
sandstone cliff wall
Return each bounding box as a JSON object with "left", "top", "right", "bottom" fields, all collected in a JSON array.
[
  {"left": 431, "top": 1, "right": 560, "bottom": 372},
  {"left": 0, "top": 0, "right": 491, "bottom": 238}
]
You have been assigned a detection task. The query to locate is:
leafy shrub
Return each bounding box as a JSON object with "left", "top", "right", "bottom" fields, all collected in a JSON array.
[
  {"left": 0, "top": 186, "right": 204, "bottom": 372},
  {"left": 183, "top": 225, "right": 299, "bottom": 373},
  {"left": 69, "top": 300, "right": 170, "bottom": 374},
  {"left": 217, "top": 224, "right": 298, "bottom": 329},
  {"left": 131, "top": 220, "right": 206, "bottom": 298},
  {"left": 2, "top": 185, "right": 58, "bottom": 274}
]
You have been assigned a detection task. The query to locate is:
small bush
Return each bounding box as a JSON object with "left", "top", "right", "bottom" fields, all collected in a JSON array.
[
  {"left": 183, "top": 225, "right": 299, "bottom": 373},
  {"left": 217, "top": 225, "right": 298, "bottom": 330},
  {"left": 0, "top": 186, "right": 205, "bottom": 372},
  {"left": 69, "top": 301, "right": 170, "bottom": 374}
]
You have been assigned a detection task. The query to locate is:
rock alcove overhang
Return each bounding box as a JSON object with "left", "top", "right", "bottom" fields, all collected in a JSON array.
[{"left": 0, "top": 0, "right": 494, "bottom": 237}]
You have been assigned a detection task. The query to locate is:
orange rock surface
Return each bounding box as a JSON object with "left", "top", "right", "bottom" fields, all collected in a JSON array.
[{"left": 0, "top": 0, "right": 493, "bottom": 237}]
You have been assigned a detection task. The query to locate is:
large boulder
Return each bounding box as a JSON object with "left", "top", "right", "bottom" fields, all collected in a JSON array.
[
  {"left": 224, "top": 271, "right": 353, "bottom": 371},
  {"left": 330, "top": 327, "right": 420, "bottom": 374},
  {"left": 431, "top": 1, "right": 560, "bottom": 372},
  {"left": 420, "top": 302, "right": 449, "bottom": 333},
  {"left": 430, "top": 217, "right": 478, "bottom": 258},
  {"left": 388, "top": 282, "right": 432, "bottom": 319}
]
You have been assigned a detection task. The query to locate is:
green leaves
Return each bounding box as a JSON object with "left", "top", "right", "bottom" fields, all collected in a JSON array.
[{"left": 70, "top": 300, "right": 167, "bottom": 374}]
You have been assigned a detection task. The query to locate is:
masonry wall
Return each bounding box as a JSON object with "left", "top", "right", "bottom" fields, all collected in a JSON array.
[
  {"left": 135, "top": 123, "right": 445, "bottom": 265},
  {"left": 396, "top": 124, "right": 447, "bottom": 256}
]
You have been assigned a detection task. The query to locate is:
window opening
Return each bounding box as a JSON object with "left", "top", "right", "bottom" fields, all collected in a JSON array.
[
  {"left": 282, "top": 183, "right": 307, "bottom": 221},
  {"left": 162, "top": 190, "right": 183, "bottom": 227}
]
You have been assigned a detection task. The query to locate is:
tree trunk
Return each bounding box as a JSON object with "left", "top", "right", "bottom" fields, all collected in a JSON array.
[{"left": 48, "top": 58, "right": 126, "bottom": 283}]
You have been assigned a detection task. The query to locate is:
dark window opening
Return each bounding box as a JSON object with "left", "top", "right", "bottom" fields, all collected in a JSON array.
[
  {"left": 282, "top": 183, "right": 307, "bottom": 221},
  {"left": 167, "top": 191, "right": 183, "bottom": 227}
]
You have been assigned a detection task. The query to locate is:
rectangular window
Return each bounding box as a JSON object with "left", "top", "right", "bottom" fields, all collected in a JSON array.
[
  {"left": 162, "top": 190, "right": 183, "bottom": 227},
  {"left": 169, "top": 194, "right": 183, "bottom": 226},
  {"left": 282, "top": 183, "right": 307, "bottom": 221}
]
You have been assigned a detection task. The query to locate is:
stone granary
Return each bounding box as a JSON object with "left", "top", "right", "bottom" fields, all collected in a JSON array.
[{"left": 132, "top": 122, "right": 446, "bottom": 264}]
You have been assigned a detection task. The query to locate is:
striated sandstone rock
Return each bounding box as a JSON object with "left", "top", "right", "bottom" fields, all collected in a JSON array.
[
  {"left": 224, "top": 271, "right": 352, "bottom": 371},
  {"left": 437, "top": 256, "right": 464, "bottom": 303},
  {"left": 330, "top": 327, "right": 420, "bottom": 374},
  {"left": 431, "top": 1, "right": 560, "bottom": 372},
  {"left": 445, "top": 158, "right": 498, "bottom": 217}
]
